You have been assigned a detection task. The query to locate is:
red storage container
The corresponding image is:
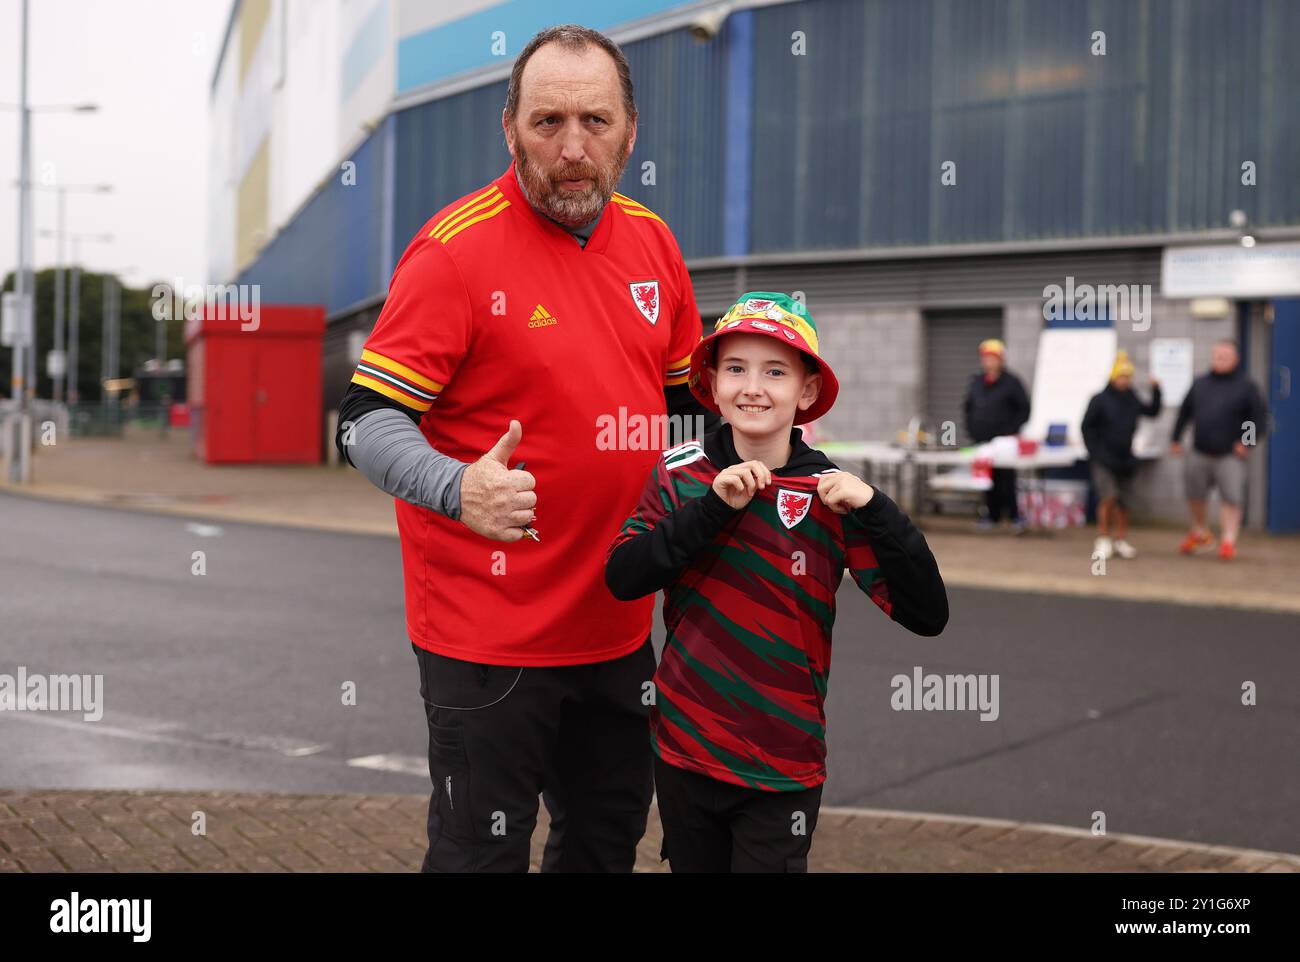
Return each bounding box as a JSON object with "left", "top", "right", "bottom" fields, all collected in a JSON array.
[{"left": 185, "top": 304, "right": 325, "bottom": 464}]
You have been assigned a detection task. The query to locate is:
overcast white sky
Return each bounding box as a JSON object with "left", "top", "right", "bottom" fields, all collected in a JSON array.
[{"left": 0, "top": 0, "right": 231, "bottom": 289}]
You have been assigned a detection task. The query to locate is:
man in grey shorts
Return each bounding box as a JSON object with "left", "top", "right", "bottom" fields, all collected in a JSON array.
[{"left": 1170, "top": 340, "right": 1269, "bottom": 561}]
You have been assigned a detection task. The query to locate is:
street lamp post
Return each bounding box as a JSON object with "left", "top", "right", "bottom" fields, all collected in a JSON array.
[
  {"left": 8, "top": 0, "right": 32, "bottom": 482},
  {"left": 45, "top": 230, "right": 113, "bottom": 405},
  {"left": 53, "top": 188, "right": 64, "bottom": 398},
  {"left": 101, "top": 268, "right": 133, "bottom": 427},
  {"left": 101, "top": 274, "right": 112, "bottom": 396},
  {"left": 33, "top": 183, "right": 112, "bottom": 402},
  {"left": 3, "top": 127, "right": 101, "bottom": 413},
  {"left": 2, "top": 10, "right": 99, "bottom": 480}
]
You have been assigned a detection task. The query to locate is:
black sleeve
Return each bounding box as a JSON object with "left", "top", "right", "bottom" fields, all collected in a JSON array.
[
  {"left": 1140, "top": 383, "right": 1162, "bottom": 417},
  {"left": 335, "top": 381, "right": 421, "bottom": 467},
  {"left": 664, "top": 383, "right": 721, "bottom": 445},
  {"left": 1011, "top": 375, "right": 1032, "bottom": 432},
  {"left": 1080, "top": 395, "right": 1102, "bottom": 457},
  {"left": 961, "top": 379, "right": 974, "bottom": 437},
  {"left": 1171, "top": 383, "right": 1195, "bottom": 443},
  {"left": 604, "top": 488, "right": 740, "bottom": 601},
  {"left": 850, "top": 487, "right": 949, "bottom": 636}
]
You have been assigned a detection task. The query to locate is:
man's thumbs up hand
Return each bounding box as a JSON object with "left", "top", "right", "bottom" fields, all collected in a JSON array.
[
  {"left": 459, "top": 421, "right": 537, "bottom": 541},
  {"left": 484, "top": 419, "right": 523, "bottom": 466}
]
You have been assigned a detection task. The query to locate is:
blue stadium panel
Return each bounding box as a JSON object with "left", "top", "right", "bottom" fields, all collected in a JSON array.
[
  {"left": 748, "top": 0, "right": 1300, "bottom": 254},
  {"left": 392, "top": 27, "right": 728, "bottom": 261},
  {"left": 616, "top": 27, "right": 728, "bottom": 259},
  {"left": 395, "top": 0, "right": 695, "bottom": 95},
  {"left": 392, "top": 81, "right": 513, "bottom": 253},
  {"left": 237, "top": 127, "right": 387, "bottom": 315}
]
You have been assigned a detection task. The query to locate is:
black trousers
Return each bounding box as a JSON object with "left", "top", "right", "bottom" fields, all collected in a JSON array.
[
  {"left": 412, "top": 637, "right": 656, "bottom": 873},
  {"left": 985, "top": 467, "right": 1021, "bottom": 522},
  {"left": 653, "top": 755, "right": 823, "bottom": 873}
]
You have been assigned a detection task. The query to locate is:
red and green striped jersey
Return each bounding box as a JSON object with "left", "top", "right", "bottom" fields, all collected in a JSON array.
[{"left": 605, "top": 423, "right": 948, "bottom": 792}]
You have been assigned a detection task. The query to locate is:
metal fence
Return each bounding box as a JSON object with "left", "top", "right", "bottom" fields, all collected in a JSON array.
[{"left": 53, "top": 401, "right": 173, "bottom": 439}]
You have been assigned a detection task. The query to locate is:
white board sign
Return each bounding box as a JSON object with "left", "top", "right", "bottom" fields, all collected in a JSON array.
[
  {"left": 1, "top": 292, "right": 32, "bottom": 348},
  {"left": 46, "top": 349, "right": 66, "bottom": 378},
  {"left": 1025, "top": 328, "right": 1117, "bottom": 444},
  {"left": 1162, "top": 242, "right": 1300, "bottom": 297},
  {"left": 1149, "top": 337, "right": 1194, "bottom": 408}
]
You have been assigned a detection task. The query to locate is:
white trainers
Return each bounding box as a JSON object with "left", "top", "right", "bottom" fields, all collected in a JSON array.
[
  {"left": 1093, "top": 536, "right": 1114, "bottom": 560},
  {"left": 1113, "top": 539, "right": 1137, "bottom": 559}
]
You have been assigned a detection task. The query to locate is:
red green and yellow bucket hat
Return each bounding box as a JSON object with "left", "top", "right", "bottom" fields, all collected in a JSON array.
[{"left": 688, "top": 291, "right": 839, "bottom": 425}]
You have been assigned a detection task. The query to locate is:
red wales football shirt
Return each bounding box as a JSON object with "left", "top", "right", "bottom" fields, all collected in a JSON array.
[{"left": 351, "top": 162, "right": 703, "bottom": 665}]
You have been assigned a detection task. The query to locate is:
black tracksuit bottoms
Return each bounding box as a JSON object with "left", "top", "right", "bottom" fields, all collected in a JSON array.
[
  {"left": 985, "top": 467, "right": 1021, "bottom": 522},
  {"left": 653, "top": 755, "right": 823, "bottom": 873},
  {"left": 412, "top": 637, "right": 655, "bottom": 873}
]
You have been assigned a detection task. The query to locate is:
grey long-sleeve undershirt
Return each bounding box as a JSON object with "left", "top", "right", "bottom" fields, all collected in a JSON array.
[{"left": 346, "top": 408, "right": 469, "bottom": 519}]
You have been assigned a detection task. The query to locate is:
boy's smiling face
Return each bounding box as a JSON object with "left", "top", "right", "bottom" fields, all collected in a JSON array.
[{"left": 707, "top": 332, "right": 823, "bottom": 438}]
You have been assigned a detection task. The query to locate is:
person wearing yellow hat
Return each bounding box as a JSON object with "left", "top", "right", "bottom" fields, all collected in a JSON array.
[
  {"left": 963, "top": 338, "right": 1031, "bottom": 531},
  {"left": 1081, "top": 351, "right": 1162, "bottom": 559}
]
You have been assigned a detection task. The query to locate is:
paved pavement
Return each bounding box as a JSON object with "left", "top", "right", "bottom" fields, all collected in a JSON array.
[{"left": 2, "top": 789, "right": 1296, "bottom": 873}]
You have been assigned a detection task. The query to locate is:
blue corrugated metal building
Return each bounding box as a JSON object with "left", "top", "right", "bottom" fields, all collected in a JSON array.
[{"left": 228, "top": 0, "right": 1300, "bottom": 528}]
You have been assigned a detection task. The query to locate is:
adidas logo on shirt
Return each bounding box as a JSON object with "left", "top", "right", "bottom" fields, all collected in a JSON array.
[{"left": 528, "top": 304, "right": 558, "bottom": 328}]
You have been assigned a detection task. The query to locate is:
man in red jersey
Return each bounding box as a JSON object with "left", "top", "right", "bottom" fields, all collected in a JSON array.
[{"left": 334, "top": 25, "right": 715, "bottom": 872}]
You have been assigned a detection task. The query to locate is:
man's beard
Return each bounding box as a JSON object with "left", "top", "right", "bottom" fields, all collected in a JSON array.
[{"left": 515, "top": 133, "right": 631, "bottom": 228}]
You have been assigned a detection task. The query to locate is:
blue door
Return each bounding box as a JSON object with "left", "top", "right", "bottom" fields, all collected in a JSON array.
[{"left": 1268, "top": 298, "right": 1300, "bottom": 532}]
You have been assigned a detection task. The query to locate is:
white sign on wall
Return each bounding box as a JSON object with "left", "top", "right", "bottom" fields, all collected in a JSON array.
[
  {"left": 1026, "top": 328, "right": 1118, "bottom": 444},
  {"left": 1149, "top": 338, "right": 1195, "bottom": 408},
  {"left": 1162, "top": 242, "right": 1300, "bottom": 298}
]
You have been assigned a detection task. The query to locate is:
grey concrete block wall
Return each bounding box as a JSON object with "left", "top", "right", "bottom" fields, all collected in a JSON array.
[
  {"left": 1002, "top": 301, "right": 1043, "bottom": 386},
  {"left": 814, "top": 305, "right": 922, "bottom": 443}
]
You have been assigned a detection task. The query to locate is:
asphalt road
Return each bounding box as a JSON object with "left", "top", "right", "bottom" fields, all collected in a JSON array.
[{"left": 1, "top": 492, "right": 1296, "bottom": 853}]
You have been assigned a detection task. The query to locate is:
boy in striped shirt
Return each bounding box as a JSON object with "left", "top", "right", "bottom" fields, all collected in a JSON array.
[{"left": 605, "top": 292, "right": 948, "bottom": 872}]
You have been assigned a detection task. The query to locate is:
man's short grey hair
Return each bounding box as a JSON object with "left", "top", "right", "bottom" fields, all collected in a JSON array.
[{"left": 504, "top": 24, "right": 637, "bottom": 124}]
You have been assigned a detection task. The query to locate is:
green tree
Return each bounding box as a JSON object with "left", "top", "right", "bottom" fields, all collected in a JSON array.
[{"left": 1, "top": 269, "right": 185, "bottom": 401}]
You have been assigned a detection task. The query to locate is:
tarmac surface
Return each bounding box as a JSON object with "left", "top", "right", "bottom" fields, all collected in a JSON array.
[{"left": 2, "top": 429, "right": 1297, "bottom": 872}]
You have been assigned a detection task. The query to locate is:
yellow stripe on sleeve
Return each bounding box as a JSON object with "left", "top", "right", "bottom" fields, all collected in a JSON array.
[
  {"left": 359, "top": 349, "right": 442, "bottom": 392},
  {"left": 351, "top": 372, "right": 434, "bottom": 412},
  {"left": 664, "top": 352, "right": 693, "bottom": 386}
]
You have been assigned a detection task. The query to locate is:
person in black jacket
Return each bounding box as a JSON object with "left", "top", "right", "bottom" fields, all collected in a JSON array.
[
  {"left": 1081, "top": 351, "right": 1161, "bottom": 560},
  {"left": 962, "top": 338, "right": 1031, "bottom": 530},
  {"left": 1170, "top": 340, "right": 1269, "bottom": 561}
]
